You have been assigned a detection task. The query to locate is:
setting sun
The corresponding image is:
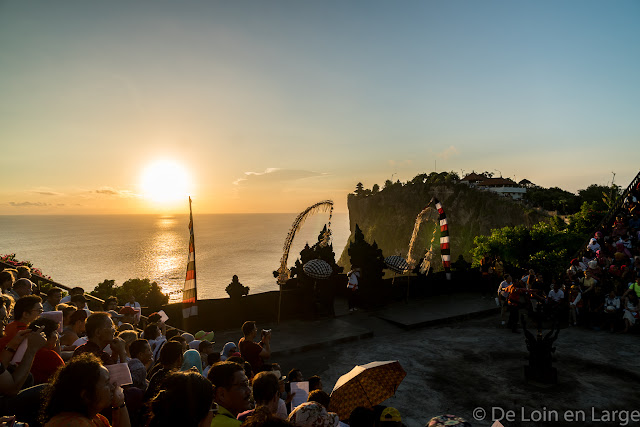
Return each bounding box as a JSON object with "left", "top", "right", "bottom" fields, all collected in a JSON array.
[{"left": 140, "top": 160, "right": 190, "bottom": 204}]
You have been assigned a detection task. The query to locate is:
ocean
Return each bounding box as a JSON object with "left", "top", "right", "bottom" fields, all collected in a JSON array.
[{"left": 0, "top": 213, "right": 350, "bottom": 300}]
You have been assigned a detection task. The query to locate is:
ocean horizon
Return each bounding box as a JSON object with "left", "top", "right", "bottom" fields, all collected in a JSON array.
[{"left": 0, "top": 213, "right": 350, "bottom": 300}]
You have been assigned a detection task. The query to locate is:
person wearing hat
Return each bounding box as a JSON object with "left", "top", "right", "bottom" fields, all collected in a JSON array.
[
  {"left": 107, "top": 309, "right": 124, "bottom": 327},
  {"left": 120, "top": 305, "right": 137, "bottom": 325},
  {"left": 380, "top": 407, "right": 402, "bottom": 426},
  {"left": 195, "top": 329, "right": 214, "bottom": 342}
]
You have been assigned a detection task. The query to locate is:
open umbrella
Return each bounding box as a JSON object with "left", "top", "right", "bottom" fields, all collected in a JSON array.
[
  {"left": 384, "top": 256, "right": 409, "bottom": 274},
  {"left": 303, "top": 259, "right": 332, "bottom": 280},
  {"left": 329, "top": 360, "right": 406, "bottom": 420}
]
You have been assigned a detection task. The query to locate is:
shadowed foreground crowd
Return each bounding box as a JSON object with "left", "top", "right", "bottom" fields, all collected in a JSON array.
[{"left": 0, "top": 274, "right": 472, "bottom": 427}]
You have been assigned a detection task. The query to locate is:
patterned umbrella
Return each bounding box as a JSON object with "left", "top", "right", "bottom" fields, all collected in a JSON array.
[
  {"left": 303, "top": 259, "right": 332, "bottom": 280},
  {"left": 329, "top": 360, "right": 406, "bottom": 420},
  {"left": 384, "top": 256, "right": 409, "bottom": 274}
]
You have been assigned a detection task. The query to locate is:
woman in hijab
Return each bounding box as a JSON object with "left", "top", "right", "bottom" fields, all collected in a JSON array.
[
  {"left": 220, "top": 341, "right": 237, "bottom": 361},
  {"left": 180, "top": 349, "right": 202, "bottom": 374}
]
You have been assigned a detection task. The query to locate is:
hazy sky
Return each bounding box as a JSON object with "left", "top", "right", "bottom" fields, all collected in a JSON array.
[{"left": 1, "top": 1, "right": 638, "bottom": 214}]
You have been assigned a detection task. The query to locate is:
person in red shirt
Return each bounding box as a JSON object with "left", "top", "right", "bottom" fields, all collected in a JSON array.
[
  {"left": 238, "top": 321, "right": 271, "bottom": 374},
  {"left": 28, "top": 317, "right": 64, "bottom": 384},
  {"left": 0, "top": 295, "right": 42, "bottom": 352}
]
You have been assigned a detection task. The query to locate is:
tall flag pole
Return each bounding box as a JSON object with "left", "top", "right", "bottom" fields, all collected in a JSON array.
[
  {"left": 433, "top": 197, "right": 452, "bottom": 280},
  {"left": 183, "top": 196, "right": 198, "bottom": 318}
]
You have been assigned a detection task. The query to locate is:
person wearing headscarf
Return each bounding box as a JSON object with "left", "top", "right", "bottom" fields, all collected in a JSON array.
[
  {"left": 220, "top": 342, "right": 237, "bottom": 361},
  {"left": 180, "top": 349, "right": 203, "bottom": 374}
]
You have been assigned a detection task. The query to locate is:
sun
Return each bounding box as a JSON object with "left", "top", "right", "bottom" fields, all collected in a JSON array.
[{"left": 140, "top": 160, "right": 190, "bottom": 204}]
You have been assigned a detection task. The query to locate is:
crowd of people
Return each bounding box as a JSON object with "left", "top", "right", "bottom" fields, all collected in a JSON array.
[
  {"left": 494, "top": 186, "right": 640, "bottom": 334},
  {"left": 3, "top": 270, "right": 460, "bottom": 427}
]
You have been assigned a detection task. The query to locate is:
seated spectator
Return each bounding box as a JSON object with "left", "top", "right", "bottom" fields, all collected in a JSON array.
[
  {"left": 145, "top": 341, "right": 184, "bottom": 401},
  {"left": 148, "top": 371, "right": 214, "bottom": 427},
  {"left": 199, "top": 339, "right": 215, "bottom": 368},
  {"left": 118, "top": 330, "right": 138, "bottom": 358},
  {"left": 8, "top": 278, "right": 33, "bottom": 301},
  {"left": 28, "top": 317, "right": 65, "bottom": 384},
  {"left": 144, "top": 323, "right": 166, "bottom": 362},
  {"left": 238, "top": 371, "right": 281, "bottom": 422},
  {"left": 0, "top": 327, "right": 48, "bottom": 426},
  {"left": 288, "top": 402, "right": 339, "bottom": 427},
  {"left": 103, "top": 296, "right": 119, "bottom": 312},
  {"left": 40, "top": 353, "right": 130, "bottom": 427},
  {"left": 203, "top": 352, "right": 221, "bottom": 378},
  {"left": 70, "top": 294, "right": 88, "bottom": 311},
  {"left": 60, "top": 309, "right": 87, "bottom": 350},
  {"left": 59, "top": 286, "right": 84, "bottom": 304},
  {"left": 307, "top": 390, "right": 330, "bottom": 409},
  {"left": 0, "top": 271, "right": 14, "bottom": 295},
  {"left": 181, "top": 349, "right": 203, "bottom": 374},
  {"left": 308, "top": 375, "right": 322, "bottom": 392},
  {"left": 16, "top": 266, "right": 31, "bottom": 280},
  {"left": 119, "top": 306, "right": 138, "bottom": 326},
  {"left": 43, "top": 287, "right": 63, "bottom": 312},
  {"left": 0, "top": 295, "right": 43, "bottom": 351},
  {"left": 221, "top": 342, "right": 237, "bottom": 361},
  {"left": 72, "top": 312, "right": 127, "bottom": 365},
  {"left": 128, "top": 339, "right": 152, "bottom": 391},
  {"left": 208, "top": 361, "right": 251, "bottom": 426},
  {"left": 169, "top": 335, "right": 188, "bottom": 353},
  {"left": 242, "top": 407, "right": 292, "bottom": 427},
  {"left": 239, "top": 321, "right": 271, "bottom": 373},
  {"left": 0, "top": 295, "right": 13, "bottom": 338}
]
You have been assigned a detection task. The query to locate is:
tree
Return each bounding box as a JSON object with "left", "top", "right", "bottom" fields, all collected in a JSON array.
[
  {"left": 355, "top": 182, "right": 364, "bottom": 196},
  {"left": 372, "top": 184, "right": 380, "bottom": 193},
  {"left": 383, "top": 179, "right": 393, "bottom": 189},
  {"left": 90, "top": 278, "right": 169, "bottom": 311}
]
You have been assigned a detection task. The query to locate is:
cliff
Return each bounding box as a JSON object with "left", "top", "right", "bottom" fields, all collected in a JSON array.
[{"left": 338, "top": 182, "right": 549, "bottom": 270}]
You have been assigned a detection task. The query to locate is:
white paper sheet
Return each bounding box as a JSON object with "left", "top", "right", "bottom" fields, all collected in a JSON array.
[
  {"left": 158, "top": 310, "right": 169, "bottom": 323},
  {"left": 290, "top": 381, "right": 309, "bottom": 409},
  {"left": 106, "top": 363, "right": 133, "bottom": 386}
]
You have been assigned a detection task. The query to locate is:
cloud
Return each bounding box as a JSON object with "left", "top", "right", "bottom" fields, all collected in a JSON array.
[
  {"left": 233, "top": 168, "right": 326, "bottom": 186},
  {"left": 32, "top": 190, "right": 62, "bottom": 196},
  {"left": 436, "top": 145, "right": 460, "bottom": 160},
  {"left": 9, "top": 201, "right": 51, "bottom": 207},
  {"left": 93, "top": 187, "right": 139, "bottom": 198}
]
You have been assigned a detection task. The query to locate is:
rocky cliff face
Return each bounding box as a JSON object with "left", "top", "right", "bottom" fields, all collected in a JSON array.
[{"left": 338, "top": 182, "right": 549, "bottom": 269}]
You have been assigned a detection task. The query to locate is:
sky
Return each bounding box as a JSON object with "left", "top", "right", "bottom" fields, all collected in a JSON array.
[{"left": 1, "top": 0, "right": 639, "bottom": 214}]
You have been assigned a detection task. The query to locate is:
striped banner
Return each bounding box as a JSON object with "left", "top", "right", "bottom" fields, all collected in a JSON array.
[
  {"left": 433, "top": 198, "right": 452, "bottom": 280},
  {"left": 183, "top": 197, "right": 198, "bottom": 318}
]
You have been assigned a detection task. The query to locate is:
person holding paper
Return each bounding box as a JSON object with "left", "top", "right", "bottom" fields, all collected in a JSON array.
[
  {"left": 73, "top": 312, "right": 127, "bottom": 365},
  {"left": 0, "top": 326, "right": 48, "bottom": 426},
  {"left": 41, "top": 353, "right": 131, "bottom": 427}
]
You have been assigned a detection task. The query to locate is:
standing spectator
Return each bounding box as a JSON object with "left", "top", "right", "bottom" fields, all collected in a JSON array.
[
  {"left": 43, "top": 288, "right": 63, "bottom": 312},
  {"left": 497, "top": 274, "right": 512, "bottom": 326},
  {"left": 208, "top": 361, "right": 251, "bottom": 427},
  {"left": 239, "top": 321, "right": 271, "bottom": 373},
  {"left": 124, "top": 295, "right": 141, "bottom": 324},
  {"left": 346, "top": 267, "right": 360, "bottom": 312},
  {"left": 72, "top": 312, "right": 127, "bottom": 365},
  {"left": 506, "top": 280, "right": 527, "bottom": 333},
  {"left": 568, "top": 285, "right": 583, "bottom": 326},
  {"left": 603, "top": 291, "right": 621, "bottom": 332}
]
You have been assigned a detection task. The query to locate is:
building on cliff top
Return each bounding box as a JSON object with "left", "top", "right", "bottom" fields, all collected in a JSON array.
[{"left": 461, "top": 173, "right": 526, "bottom": 200}]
